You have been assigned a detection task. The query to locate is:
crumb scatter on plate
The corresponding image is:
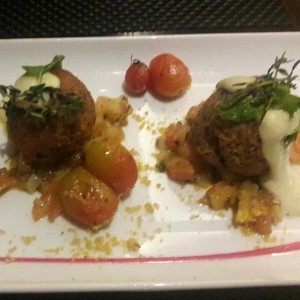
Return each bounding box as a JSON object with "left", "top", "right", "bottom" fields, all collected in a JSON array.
[
  {"left": 21, "top": 235, "right": 36, "bottom": 246},
  {"left": 1, "top": 42, "right": 300, "bottom": 263}
]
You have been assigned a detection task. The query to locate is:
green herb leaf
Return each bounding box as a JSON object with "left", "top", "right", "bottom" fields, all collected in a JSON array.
[
  {"left": 218, "top": 94, "right": 266, "bottom": 122},
  {"left": 271, "top": 85, "right": 300, "bottom": 117},
  {"left": 218, "top": 53, "right": 300, "bottom": 123},
  {"left": 22, "top": 55, "right": 65, "bottom": 81},
  {"left": 1, "top": 84, "right": 83, "bottom": 123}
]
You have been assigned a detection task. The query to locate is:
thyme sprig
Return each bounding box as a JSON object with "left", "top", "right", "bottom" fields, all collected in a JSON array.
[
  {"left": 266, "top": 53, "right": 300, "bottom": 88},
  {"left": 218, "top": 53, "right": 300, "bottom": 123},
  {"left": 0, "top": 84, "right": 84, "bottom": 122}
]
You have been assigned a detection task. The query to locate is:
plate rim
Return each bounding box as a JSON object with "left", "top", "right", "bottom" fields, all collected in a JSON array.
[{"left": 1, "top": 31, "right": 300, "bottom": 292}]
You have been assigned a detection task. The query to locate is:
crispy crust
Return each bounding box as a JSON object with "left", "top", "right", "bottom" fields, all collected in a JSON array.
[
  {"left": 189, "top": 90, "right": 269, "bottom": 177},
  {"left": 7, "top": 69, "right": 96, "bottom": 169}
]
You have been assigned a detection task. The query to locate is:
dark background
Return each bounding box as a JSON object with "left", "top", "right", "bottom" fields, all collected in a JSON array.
[
  {"left": 0, "top": 0, "right": 299, "bottom": 38},
  {"left": 1, "top": 286, "right": 300, "bottom": 300},
  {"left": 1, "top": 0, "right": 300, "bottom": 298}
]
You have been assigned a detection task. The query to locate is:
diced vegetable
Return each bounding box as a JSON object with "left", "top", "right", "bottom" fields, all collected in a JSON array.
[{"left": 290, "top": 132, "right": 300, "bottom": 163}]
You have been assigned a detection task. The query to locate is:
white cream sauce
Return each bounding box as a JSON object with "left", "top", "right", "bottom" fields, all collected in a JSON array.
[
  {"left": 259, "top": 109, "right": 300, "bottom": 215},
  {"left": 216, "top": 75, "right": 300, "bottom": 215},
  {"left": 14, "top": 72, "right": 60, "bottom": 92},
  {"left": 216, "top": 76, "right": 256, "bottom": 92}
]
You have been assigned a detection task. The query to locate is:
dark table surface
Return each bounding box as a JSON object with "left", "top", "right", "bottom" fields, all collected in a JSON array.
[
  {"left": 1, "top": 0, "right": 300, "bottom": 299},
  {"left": 0, "top": 0, "right": 299, "bottom": 38}
]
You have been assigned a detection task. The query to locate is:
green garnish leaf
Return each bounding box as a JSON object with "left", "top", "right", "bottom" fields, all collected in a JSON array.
[
  {"left": 271, "top": 85, "right": 300, "bottom": 117},
  {"left": 0, "top": 84, "right": 84, "bottom": 123},
  {"left": 218, "top": 53, "right": 300, "bottom": 123},
  {"left": 22, "top": 55, "right": 65, "bottom": 81},
  {"left": 218, "top": 94, "right": 266, "bottom": 122}
]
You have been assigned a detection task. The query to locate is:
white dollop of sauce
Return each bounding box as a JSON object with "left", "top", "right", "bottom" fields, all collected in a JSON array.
[
  {"left": 14, "top": 72, "right": 60, "bottom": 92},
  {"left": 259, "top": 109, "right": 300, "bottom": 216},
  {"left": 216, "top": 76, "right": 256, "bottom": 92}
]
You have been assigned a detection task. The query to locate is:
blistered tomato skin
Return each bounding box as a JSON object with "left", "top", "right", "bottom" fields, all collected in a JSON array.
[
  {"left": 149, "top": 53, "right": 192, "bottom": 99},
  {"left": 59, "top": 167, "right": 119, "bottom": 228},
  {"left": 84, "top": 138, "right": 138, "bottom": 196},
  {"left": 125, "top": 59, "right": 149, "bottom": 94}
]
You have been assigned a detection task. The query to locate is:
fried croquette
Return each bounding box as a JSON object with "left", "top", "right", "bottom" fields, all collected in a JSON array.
[
  {"left": 7, "top": 69, "right": 96, "bottom": 169},
  {"left": 189, "top": 90, "right": 269, "bottom": 177}
]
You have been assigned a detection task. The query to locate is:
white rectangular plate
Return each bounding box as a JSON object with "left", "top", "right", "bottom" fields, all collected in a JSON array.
[{"left": 0, "top": 32, "right": 300, "bottom": 292}]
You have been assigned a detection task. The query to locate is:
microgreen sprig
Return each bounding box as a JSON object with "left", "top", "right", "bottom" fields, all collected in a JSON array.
[
  {"left": 218, "top": 53, "right": 300, "bottom": 123},
  {"left": 0, "top": 84, "right": 84, "bottom": 123}
]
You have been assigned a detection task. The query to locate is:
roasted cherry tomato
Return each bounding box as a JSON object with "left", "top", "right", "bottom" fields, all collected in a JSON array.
[
  {"left": 59, "top": 167, "right": 119, "bottom": 228},
  {"left": 124, "top": 59, "right": 149, "bottom": 94},
  {"left": 149, "top": 53, "right": 191, "bottom": 99},
  {"left": 83, "top": 138, "right": 138, "bottom": 196}
]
